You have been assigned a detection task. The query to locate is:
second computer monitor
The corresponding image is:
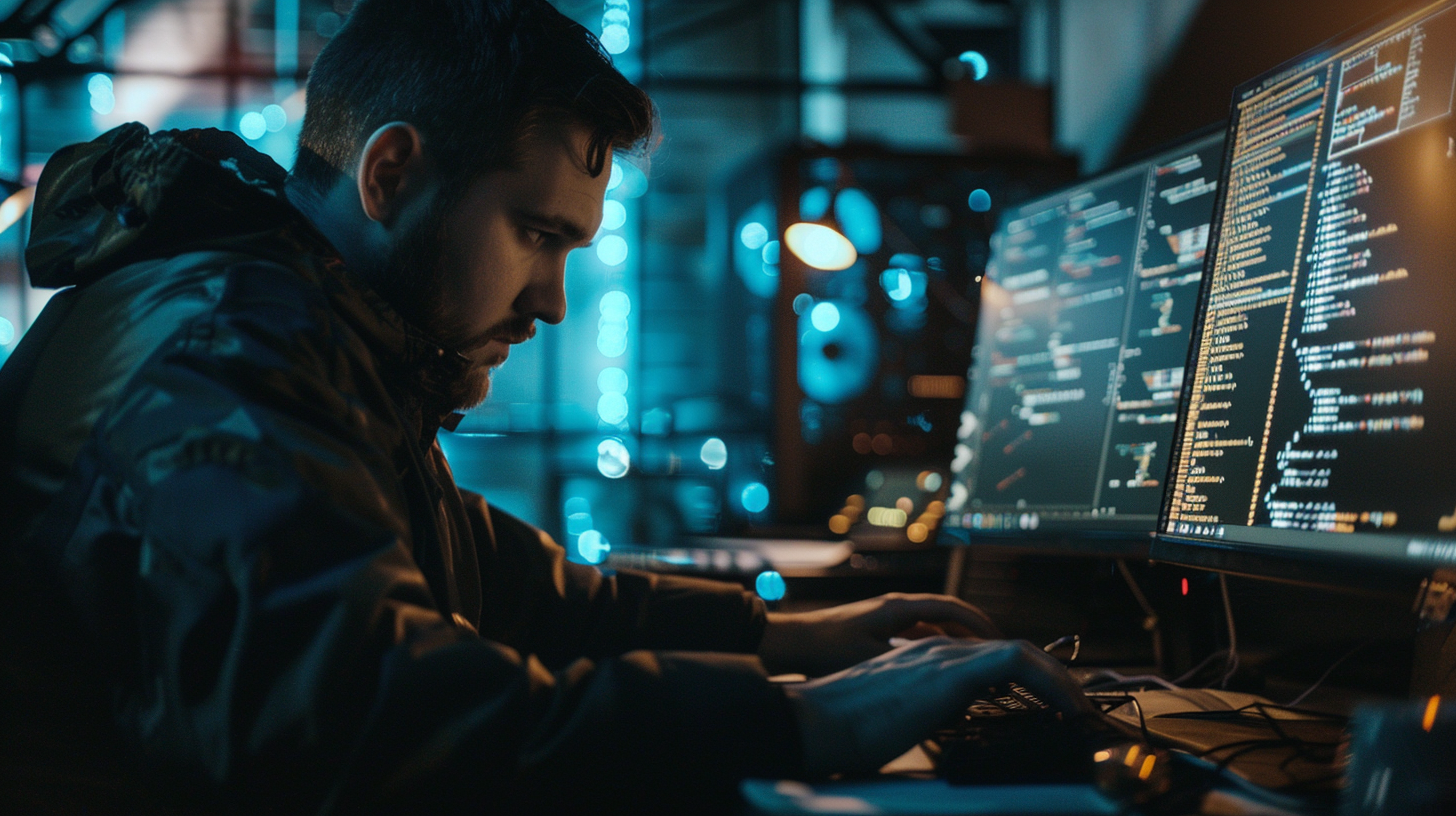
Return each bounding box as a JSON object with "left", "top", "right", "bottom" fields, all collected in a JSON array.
[{"left": 944, "top": 129, "right": 1226, "bottom": 544}]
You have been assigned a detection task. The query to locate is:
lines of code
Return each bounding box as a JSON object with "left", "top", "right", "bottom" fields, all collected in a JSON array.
[
  {"left": 947, "top": 133, "right": 1224, "bottom": 532},
  {"left": 1167, "top": 2, "right": 1456, "bottom": 557}
]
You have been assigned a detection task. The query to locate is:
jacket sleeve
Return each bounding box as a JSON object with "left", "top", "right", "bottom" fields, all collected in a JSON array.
[
  {"left": 466, "top": 493, "right": 772, "bottom": 666},
  {"left": 28, "top": 262, "right": 802, "bottom": 814}
]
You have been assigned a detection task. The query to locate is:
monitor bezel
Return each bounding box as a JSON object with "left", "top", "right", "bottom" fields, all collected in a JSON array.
[{"left": 1153, "top": 0, "right": 1456, "bottom": 587}]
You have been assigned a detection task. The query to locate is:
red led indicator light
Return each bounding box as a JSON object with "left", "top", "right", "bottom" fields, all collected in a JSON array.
[{"left": 1180, "top": 578, "right": 1189, "bottom": 596}]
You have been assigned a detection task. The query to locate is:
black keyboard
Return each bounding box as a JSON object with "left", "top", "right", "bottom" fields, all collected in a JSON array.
[{"left": 924, "top": 683, "right": 1128, "bottom": 785}]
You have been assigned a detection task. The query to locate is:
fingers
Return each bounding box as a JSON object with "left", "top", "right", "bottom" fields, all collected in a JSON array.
[{"left": 881, "top": 593, "right": 1003, "bottom": 638}]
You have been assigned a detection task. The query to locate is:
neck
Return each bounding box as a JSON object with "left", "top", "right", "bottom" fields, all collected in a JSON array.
[{"left": 284, "top": 172, "right": 383, "bottom": 281}]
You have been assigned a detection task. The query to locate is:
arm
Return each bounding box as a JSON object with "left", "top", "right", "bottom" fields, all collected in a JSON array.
[
  {"left": 26, "top": 264, "right": 800, "bottom": 812},
  {"left": 465, "top": 494, "right": 772, "bottom": 665}
]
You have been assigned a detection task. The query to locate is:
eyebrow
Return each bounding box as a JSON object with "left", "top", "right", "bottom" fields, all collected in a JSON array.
[{"left": 515, "top": 208, "right": 592, "bottom": 247}]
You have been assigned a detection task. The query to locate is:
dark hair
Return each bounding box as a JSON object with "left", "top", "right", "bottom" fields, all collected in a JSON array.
[{"left": 292, "top": 0, "right": 655, "bottom": 194}]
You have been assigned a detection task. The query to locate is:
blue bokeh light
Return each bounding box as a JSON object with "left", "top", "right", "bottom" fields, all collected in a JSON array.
[
  {"left": 741, "top": 482, "right": 770, "bottom": 513},
  {"left": 969, "top": 188, "right": 993, "bottom": 212},
  {"left": 600, "top": 290, "right": 632, "bottom": 319},
  {"left": 959, "top": 50, "right": 990, "bottom": 80},
  {"left": 597, "top": 366, "right": 628, "bottom": 394},
  {"left": 597, "top": 392, "right": 629, "bottom": 424},
  {"left": 601, "top": 200, "right": 627, "bottom": 231},
  {"left": 792, "top": 293, "right": 813, "bottom": 315},
  {"left": 239, "top": 112, "right": 266, "bottom": 141},
  {"left": 700, "top": 437, "right": 727, "bottom": 470},
  {"left": 798, "top": 301, "right": 879, "bottom": 404},
  {"left": 739, "top": 221, "right": 769, "bottom": 250},
  {"left": 597, "top": 438, "right": 631, "bottom": 479},
  {"left": 261, "top": 104, "right": 287, "bottom": 133},
  {"left": 800, "top": 186, "right": 831, "bottom": 220},
  {"left": 600, "top": 24, "right": 630, "bottom": 54},
  {"left": 755, "top": 570, "right": 787, "bottom": 602},
  {"left": 596, "top": 234, "right": 629, "bottom": 266},
  {"left": 810, "top": 301, "right": 841, "bottom": 332},
  {"left": 577, "top": 529, "right": 611, "bottom": 564},
  {"left": 608, "top": 161, "right": 624, "bottom": 191},
  {"left": 0, "top": 316, "right": 14, "bottom": 345},
  {"left": 834, "top": 188, "right": 882, "bottom": 254}
]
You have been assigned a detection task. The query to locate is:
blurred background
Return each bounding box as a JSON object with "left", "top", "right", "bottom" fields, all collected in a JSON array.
[{"left": 0, "top": 0, "right": 1410, "bottom": 570}]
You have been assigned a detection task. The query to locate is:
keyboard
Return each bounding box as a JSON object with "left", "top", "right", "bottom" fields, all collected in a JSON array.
[{"left": 923, "top": 683, "right": 1126, "bottom": 785}]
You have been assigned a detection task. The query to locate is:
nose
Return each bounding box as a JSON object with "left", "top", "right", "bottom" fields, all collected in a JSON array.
[{"left": 519, "top": 258, "right": 568, "bottom": 326}]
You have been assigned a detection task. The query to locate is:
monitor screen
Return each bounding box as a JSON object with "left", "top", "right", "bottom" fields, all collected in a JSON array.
[
  {"left": 943, "top": 129, "right": 1227, "bottom": 539},
  {"left": 1159, "top": 0, "right": 1456, "bottom": 575}
]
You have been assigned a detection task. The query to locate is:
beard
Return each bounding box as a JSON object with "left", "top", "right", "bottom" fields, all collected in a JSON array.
[{"left": 366, "top": 194, "right": 503, "bottom": 413}]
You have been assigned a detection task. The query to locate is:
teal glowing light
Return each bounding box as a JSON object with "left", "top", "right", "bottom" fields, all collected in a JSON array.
[
  {"left": 959, "top": 50, "right": 989, "bottom": 81},
  {"left": 834, "top": 188, "right": 882, "bottom": 253},
  {"left": 601, "top": 24, "right": 630, "bottom": 54},
  {"left": 577, "top": 530, "right": 611, "bottom": 564},
  {"left": 600, "top": 290, "right": 632, "bottom": 319},
  {"left": 0, "top": 317, "right": 13, "bottom": 345},
  {"left": 810, "top": 301, "right": 840, "bottom": 332},
  {"left": 597, "top": 366, "right": 628, "bottom": 394},
  {"left": 739, "top": 221, "right": 769, "bottom": 250},
  {"left": 792, "top": 293, "right": 813, "bottom": 314},
  {"left": 700, "top": 437, "right": 727, "bottom": 470},
  {"left": 607, "top": 161, "right": 624, "bottom": 191},
  {"left": 261, "top": 104, "right": 287, "bottom": 133},
  {"left": 597, "top": 438, "right": 631, "bottom": 479},
  {"left": 741, "top": 482, "right": 770, "bottom": 513},
  {"left": 755, "top": 570, "right": 787, "bottom": 602},
  {"left": 240, "top": 112, "right": 266, "bottom": 141},
  {"left": 597, "top": 392, "right": 628, "bottom": 424},
  {"left": 596, "top": 234, "right": 628, "bottom": 266},
  {"left": 601, "top": 200, "right": 627, "bottom": 231},
  {"left": 800, "top": 187, "right": 831, "bottom": 220},
  {"left": 969, "top": 188, "right": 992, "bottom": 212}
]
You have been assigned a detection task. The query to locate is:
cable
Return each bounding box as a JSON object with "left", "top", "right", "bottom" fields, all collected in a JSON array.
[
  {"left": 1171, "top": 647, "right": 1231, "bottom": 685},
  {"left": 1082, "top": 669, "right": 1182, "bottom": 692},
  {"left": 1218, "top": 574, "right": 1239, "bottom": 689},
  {"left": 1116, "top": 559, "right": 1164, "bottom": 672},
  {"left": 1283, "top": 640, "right": 1373, "bottom": 708}
]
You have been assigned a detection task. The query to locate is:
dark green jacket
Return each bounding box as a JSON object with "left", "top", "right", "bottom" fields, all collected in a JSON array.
[{"left": 0, "top": 124, "right": 799, "bottom": 814}]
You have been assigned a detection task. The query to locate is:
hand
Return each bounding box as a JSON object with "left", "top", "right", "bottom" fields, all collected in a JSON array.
[
  {"left": 782, "top": 637, "right": 1095, "bottom": 776},
  {"left": 757, "top": 592, "right": 1001, "bottom": 677}
]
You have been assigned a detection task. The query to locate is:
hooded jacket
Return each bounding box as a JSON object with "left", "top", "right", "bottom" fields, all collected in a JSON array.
[{"left": 0, "top": 124, "right": 800, "bottom": 814}]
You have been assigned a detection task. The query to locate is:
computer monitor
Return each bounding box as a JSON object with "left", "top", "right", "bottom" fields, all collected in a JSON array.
[
  {"left": 1157, "top": 0, "right": 1456, "bottom": 587},
  {"left": 942, "top": 128, "right": 1227, "bottom": 551}
]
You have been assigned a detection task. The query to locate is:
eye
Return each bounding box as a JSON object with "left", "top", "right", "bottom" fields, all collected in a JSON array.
[{"left": 522, "top": 226, "right": 547, "bottom": 245}]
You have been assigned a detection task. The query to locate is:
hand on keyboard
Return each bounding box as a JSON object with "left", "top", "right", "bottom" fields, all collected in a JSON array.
[{"left": 782, "top": 637, "right": 1096, "bottom": 776}]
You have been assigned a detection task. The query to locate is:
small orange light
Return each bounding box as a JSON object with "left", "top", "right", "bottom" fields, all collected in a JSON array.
[
  {"left": 1093, "top": 750, "right": 1111, "bottom": 763},
  {"left": 1423, "top": 695, "right": 1441, "bottom": 732},
  {"left": 1123, "top": 745, "right": 1141, "bottom": 767},
  {"left": 1138, "top": 755, "right": 1157, "bottom": 781},
  {"left": 1181, "top": 578, "right": 1189, "bottom": 596}
]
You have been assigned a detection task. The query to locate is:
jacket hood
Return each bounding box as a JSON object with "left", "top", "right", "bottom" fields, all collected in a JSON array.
[{"left": 26, "top": 123, "right": 329, "bottom": 288}]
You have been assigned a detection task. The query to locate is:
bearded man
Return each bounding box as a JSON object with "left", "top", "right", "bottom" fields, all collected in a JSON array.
[{"left": 0, "top": 1, "right": 1088, "bottom": 812}]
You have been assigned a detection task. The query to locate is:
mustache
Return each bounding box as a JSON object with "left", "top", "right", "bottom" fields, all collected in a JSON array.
[{"left": 458, "top": 317, "right": 537, "bottom": 353}]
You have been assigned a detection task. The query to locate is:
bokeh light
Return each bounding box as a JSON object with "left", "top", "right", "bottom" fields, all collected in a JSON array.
[
  {"left": 755, "top": 570, "right": 787, "bottom": 601},
  {"left": 969, "top": 188, "right": 993, "bottom": 212},
  {"left": 577, "top": 529, "right": 611, "bottom": 564},
  {"left": 239, "top": 111, "right": 266, "bottom": 141},
  {"left": 597, "top": 366, "right": 628, "bottom": 394},
  {"left": 810, "top": 301, "right": 840, "bottom": 332},
  {"left": 741, "top": 482, "right": 770, "bottom": 513},
  {"left": 597, "top": 438, "right": 631, "bottom": 478},
  {"left": 596, "top": 234, "right": 629, "bottom": 266},
  {"left": 601, "top": 200, "right": 627, "bottom": 231},
  {"left": 700, "top": 437, "right": 728, "bottom": 470}
]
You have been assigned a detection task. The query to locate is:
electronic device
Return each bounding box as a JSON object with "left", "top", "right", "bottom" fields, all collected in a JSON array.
[
  {"left": 1156, "top": 0, "right": 1456, "bottom": 587},
  {"left": 941, "top": 129, "right": 1227, "bottom": 552}
]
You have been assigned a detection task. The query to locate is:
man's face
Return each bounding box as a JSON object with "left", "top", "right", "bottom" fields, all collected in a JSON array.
[{"left": 389, "top": 124, "right": 609, "bottom": 410}]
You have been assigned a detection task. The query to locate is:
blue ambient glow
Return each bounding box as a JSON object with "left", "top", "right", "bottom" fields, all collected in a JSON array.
[
  {"left": 834, "top": 188, "right": 882, "bottom": 254},
  {"left": 810, "top": 301, "right": 841, "bottom": 332},
  {"left": 597, "top": 438, "right": 631, "bottom": 479},
  {"left": 800, "top": 186, "right": 831, "bottom": 220},
  {"left": 968, "top": 188, "right": 992, "bottom": 212},
  {"left": 239, "top": 112, "right": 266, "bottom": 141},
  {"left": 597, "top": 393, "right": 628, "bottom": 424},
  {"left": 0, "top": 317, "right": 13, "bottom": 345},
  {"left": 597, "top": 367, "right": 628, "bottom": 394},
  {"left": 959, "top": 50, "right": 989, "bottom": 80},
  {"left": 577, "top": 530, "right": 611, "bottom": 564},
  {"left": 755, "top": 570, "right": 787, "bottom": 602},
  {"left": 261, "top": 104, "right": 287, "bottom": 132},
  {"left": 741, "top": 482, "right": 770, "bottom": 513},
  {"left": 739, "top": 221, "right": 769, "bottom": 250},
  {"left": 600, "top": 290, "right": 631, "bottom": 319},
  {"left": 601, "top": 200, "right": 627, "bottom": 231},
  {"left": 700, "top": 437, "right": 727, "bottom": 470},
  {"left": 600, "top": 24, "right": 630, "bottom": 54},
  {"left": 596, "top": 234, "right": 628, "bottom": 266}
]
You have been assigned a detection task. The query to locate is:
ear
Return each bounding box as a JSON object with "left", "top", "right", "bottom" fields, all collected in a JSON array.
[{"left": 356, "top": 122, "right": 428, "bottom": 225}]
